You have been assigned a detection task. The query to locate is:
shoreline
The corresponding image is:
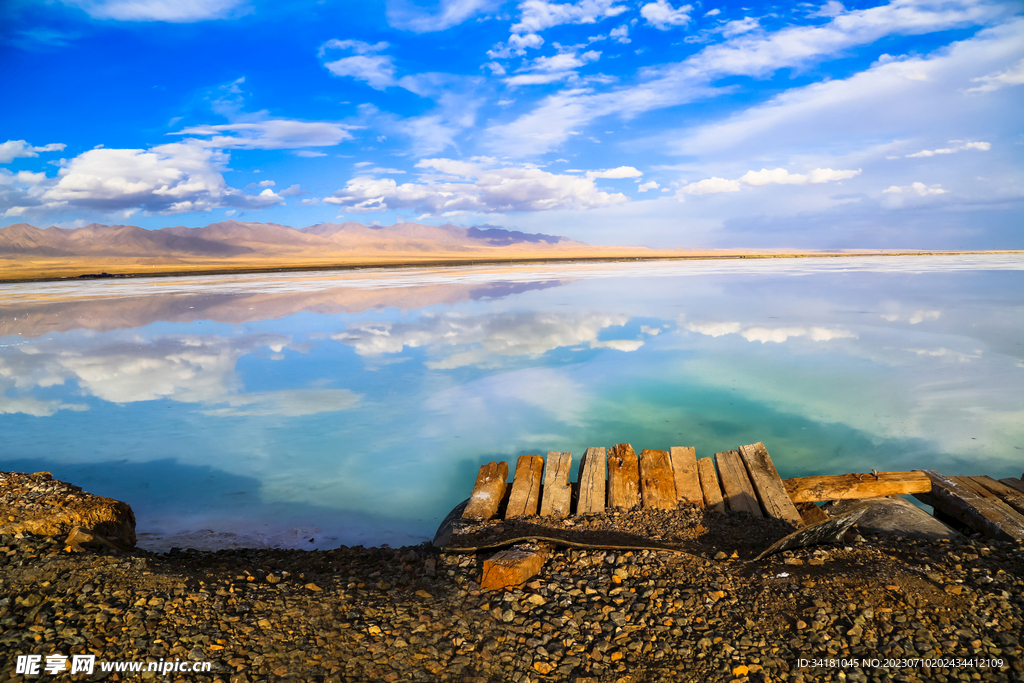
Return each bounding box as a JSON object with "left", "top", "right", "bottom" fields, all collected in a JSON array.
[{"left": 3, "top": 249, "right": 1023, "bottom": 285}]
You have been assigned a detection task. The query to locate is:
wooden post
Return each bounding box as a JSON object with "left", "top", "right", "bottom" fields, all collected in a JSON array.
[
  {"left": 462, "top": 461, "right": 509, "bottom": 521},
  {"left": 607, "top": 443, "right": 640, "bottom": 509},
  {"left": 784, "top": 471, "right": 931, "bottom": 503},
  {"left": 696, "top": 457, "right": 725, "bottom": 512},
  {"left": 576, "top": 447, "right": 606, "bottom": 514},
  {"left": 638, "top": 449, "right": 678, "bottom": 510},
  {"left": 670, "top": 446, "right": 703, "bottom": 507},
  {"left": 956, "top": 477, "right": 1024, "bottom": 523},
  {"left": 737, "top": 442, "right": 802, "bottom": 527},
  {"left": 539, "top": 451, "right": 572, "bottom": 518},
  {"left": 999, "top": 478, "right": 1024, "bottom": 495},
  {"left": 795, "top": 502, "right": 829, "bottom": 526},
  {"left": 506, "top": 455, "right": 544, "bottom": 518},
  {"left": 715, "top": 450, "right": 763, "bottom": 518},
  {"left": 913, "top": 471, "right": 1024, "bottom": 542}
]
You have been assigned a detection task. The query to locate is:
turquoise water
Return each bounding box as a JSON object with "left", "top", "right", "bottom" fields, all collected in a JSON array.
[{"left": 1, "top": 256, "right": 1022, "bottom": 550}]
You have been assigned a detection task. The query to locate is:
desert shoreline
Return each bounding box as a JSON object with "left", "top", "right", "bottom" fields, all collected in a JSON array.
[{"left": 3, "top": 249, "right": 1022, "bottom": 285}]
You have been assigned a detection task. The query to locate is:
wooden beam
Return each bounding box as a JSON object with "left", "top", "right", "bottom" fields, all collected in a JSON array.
[
  {"left": 999, "top": 477, "right": 1024, "bottom": 495},
  {"left": 716, "top": 450, "right": 763, "bottom": 518},
  {"left": 737, "top": 442, "right": 802, "bottom": 527},
  {"left": 480, "top": 545, "right": 548, "bottom": 591},
  {"left": 952, "top": 477, "right": 1024, "bottom": 526},
  {"left": 607, "top": 443, "right": 641, "bottom": 509},
  {"left": 670, "top": 446, "right": 703, "bottom": 507},
  {"left": 505, "top": 454, "right": 544, "bottom": 518},
  {"left": 462, "top": 461, "right": 509, "bottom": 522},
  {"left": 639, "top": 449, "right": 678, "bottom": 510},
  {"left": 539, "top": 451, "right": 572, "bottom": 518},
  {"left": 696, "top": 457, "right": 725, "bottom": 513},
  {"left": 576, "top": 447, "right": 606, "bottom": 515},
  {"left": 913, "top": 471, "right": 1024, "bottom": 542},
  {"left": 970, "top": 476, "right": 1024, "bottom": 517},
  {"left": 784, "top": 471, "right": 931, "bottom": 503}
]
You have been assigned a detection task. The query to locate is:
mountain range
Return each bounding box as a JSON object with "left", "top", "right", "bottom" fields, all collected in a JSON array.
[{"left": 0, "top": 220, "right": 585, "bottom": 258}]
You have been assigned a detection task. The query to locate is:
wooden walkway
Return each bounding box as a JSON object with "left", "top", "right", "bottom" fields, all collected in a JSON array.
[{"left": 461, "top": 442, "right": 1024, "bottom": 541}]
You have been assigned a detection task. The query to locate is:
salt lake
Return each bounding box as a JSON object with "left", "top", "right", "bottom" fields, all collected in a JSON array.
[{"left": 1, "top": 254, "right": 1022, "bottom": 550}]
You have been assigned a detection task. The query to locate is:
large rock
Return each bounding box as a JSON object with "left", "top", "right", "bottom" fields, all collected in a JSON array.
[
  {"left": 0, "top": 471, "right": 136, "bottom": 546},
  {"left": 824, "top": 495, "right": 959, "bottom": 541}
]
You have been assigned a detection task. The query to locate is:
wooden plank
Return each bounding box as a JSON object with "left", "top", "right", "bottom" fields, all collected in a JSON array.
[
  {"left": 669, "top": 446, "right": 703, "bottom": 507},
  {"left": 480, "top": 545, "right": 548, "bottom": 591},
  {"left": 716, "top": 450, "right": 763, "bottom": 518},
  {"left": 913, "top": 470, "right": 1024, "bottom": 542},
  {"left": 505, "top": 454, "right": 544, "bottom": 518},
  {"left": 999, "top": 477, "right": 1024, "bottom": 495},
  {"left": 971, "top": 476, "right": 1024, "bottom": 516},
  {"left": 462, "top": 461, "right": 509, "bottom": 522},
  {"left": 796, "top": 501, "right": 829, "bottom": 526},
  {"left": 638, "top": 449, "right": 678, "bottom": 510},
  {"left": 784, "top": 471, "right": 931, "bottom": 503},
  {"left": 539, "top": 451, "right": 572, "bottom": 518},
  {"left": 696, "top": 457, "right": 725, "bottom": 513},
  {"left": 737, "top": 442, "right": 802, "bottom": 527},
  {"left": 576, "top": 447, "right": 606, "bottom": 515},
  {"left": 607, "top": 443, "right": 640, "bottom": 509},
  {"left": 956, "top": 477, "right": 1024, "bottom": 526}
]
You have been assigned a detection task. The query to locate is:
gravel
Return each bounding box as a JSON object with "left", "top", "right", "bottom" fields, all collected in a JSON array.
[{"left": 1, "top": 511, "right": 1021, "bottom": 682}]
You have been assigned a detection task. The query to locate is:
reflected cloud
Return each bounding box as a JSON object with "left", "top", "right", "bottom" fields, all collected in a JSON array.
[
  {"left": 200, "top": 389, "right": 361, "bottom": 417},
  {"left": 686, "top": 321, "right": 857, "bottom": 343},
  {"left": 0, "top": 395, "right": 88, "bottom": 417},
  {"left": 333, "top": 311, "right": 643, "bottom": 368}
]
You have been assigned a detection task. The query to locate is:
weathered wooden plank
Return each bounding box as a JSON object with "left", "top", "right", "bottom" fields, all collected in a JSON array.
[
  {"left": 784, "top": 471, "right": 931, "bottom": 503},
  {"left": 669, "top": 446, "right": 703, "bottom": 507},
  {"left": 480, "top": 545, "right": 548, "bottom": 591},
  {"left": 999, "top": 477, "right": 1024, "bottom": 495},
  {"left": 638, "top": 449, "right": 678, "bottom": 510},
  {"left": 539, "top": 451, "right": 573, "bottom": 518},
  {"left": 737, "top": 442, "right": 802, "bottom": 527},
  {"left": 576, "top": 447, "right": 606, "bottom": 515},
  {"left": 462, "top": 461, "right": 509, "bottom": 522},
  {"left": 795, "top": 501, "right": 829, "bottom": 526},
  {"left": 716, "top": 450, "right": 763, "bottom": 518},
  {"left": 505, "top": 455, "right": 544, "bottom": 518},
  {"left": 696, "top": 457, "right": 725, "bottom": 513},
  {"left": 955, "top": 477, "right": 1024, "bottom": 525},
  {"left": 971, "top": 476, "right": 1024, "bottom": 516},
  {"left": 913, "top": 471, "right": 1024, "bottom": 542},
  {"left": 607, "top": 443, "right": 641, "bottom": 509}
]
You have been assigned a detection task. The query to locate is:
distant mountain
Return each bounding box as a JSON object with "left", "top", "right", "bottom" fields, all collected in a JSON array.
[{"left": 0, "top": 220, "right": 585, "bottom": 258}]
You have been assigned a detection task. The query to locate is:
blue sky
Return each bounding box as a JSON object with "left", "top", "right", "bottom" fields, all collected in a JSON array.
[{"left": 1, "top": 0, "right": 1022, "bottom": 248}]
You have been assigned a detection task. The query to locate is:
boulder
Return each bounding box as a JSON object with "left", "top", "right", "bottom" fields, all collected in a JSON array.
[{"left": 823, "top": 496, "right": 959, "bottom": 541}]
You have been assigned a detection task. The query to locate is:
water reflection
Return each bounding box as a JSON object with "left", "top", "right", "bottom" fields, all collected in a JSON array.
[{"left": 1, "top": 256, "right": 1022, "bottom": 550}]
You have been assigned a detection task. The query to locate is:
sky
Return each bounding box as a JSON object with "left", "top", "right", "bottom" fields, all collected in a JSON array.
[{"left": 1, "top": 0, "right": 1022, "bottom": 248}]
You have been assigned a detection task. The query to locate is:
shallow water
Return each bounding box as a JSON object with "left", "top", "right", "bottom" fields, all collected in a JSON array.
[{"left": 1, "top": 255, "right": 1022, "bottom": 551}]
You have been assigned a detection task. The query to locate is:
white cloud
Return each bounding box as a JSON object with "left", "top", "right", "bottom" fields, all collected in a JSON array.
[
  {"left": 686, "top": 321, "right": 856, "bottom": 343},
  {"left": 511, "top": 0, "right": 628, "bottom": 34},
  {"left": 173, "top": 119, "right": 353, "bottom": 149},
  {"left": 324, "top": 157, "right": 629, "bottom": 214},
  {"left": 882, "top": 181, "right": 948, "bottom": 195},
  {"left": 489, "top": 0, "right": 1009, "bottom": 156},
  {"left": 505, "top": 49, "right": 602, "bottom": 86},
  {"left": 585, "top": 165, "right": 642, "bottom": 179},
  {"left": 704, "top": 8, "right": 720, "bottom": 17},
  {"left": 678, "top": 167, "right": 859, "bottom": 196},
  {"left": 60, "top": 0, "right": 247, "bottom": 22},
  {"left": 905, "top": 140, "right": 991, "bottom": 157},
  {"left": 0, "top": 140, "right": 67, "bottom": 164},
  {"left": 721, "top": 17, "right": 758, "bottom": 38},
  {"left": 637, "top": 180, "right": 660, "bottom": 191},
  {"left": 324, "top": 54, "right": 398, "bottom": 90},
  {"left": 386, "top": 0, "right": 495, "bottom": 32},
  {"left": 965, "top": 56, "right": 1024, "bottom": 93},
  {"left": 686, "top": 321, "right": 741, "bottom": 336},
  {"left": 488, "top": 33, "right": 546, "bottom": 59},
  {"left": 294, "top": 150, "right": 328, "bottom": 157},
  {"left": 640, "top": 0, "right": 692, "bottom": 29},
  {"left": 0, "top": 395, "right": 88, "bottom": 417},
  {"left": 610, "top": 25, "right": 630, "bottom": 43},
  {"left": 807, "top": 0, "right": 845, "bottom": 19},
  {"left": 332, "top": 311, "right": 640, "bottom": 369}
]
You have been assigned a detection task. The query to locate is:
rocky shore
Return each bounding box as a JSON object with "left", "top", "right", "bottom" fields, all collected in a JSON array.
[{"left": 1, "top": 474, "right": 1022, "bottom": 682}]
